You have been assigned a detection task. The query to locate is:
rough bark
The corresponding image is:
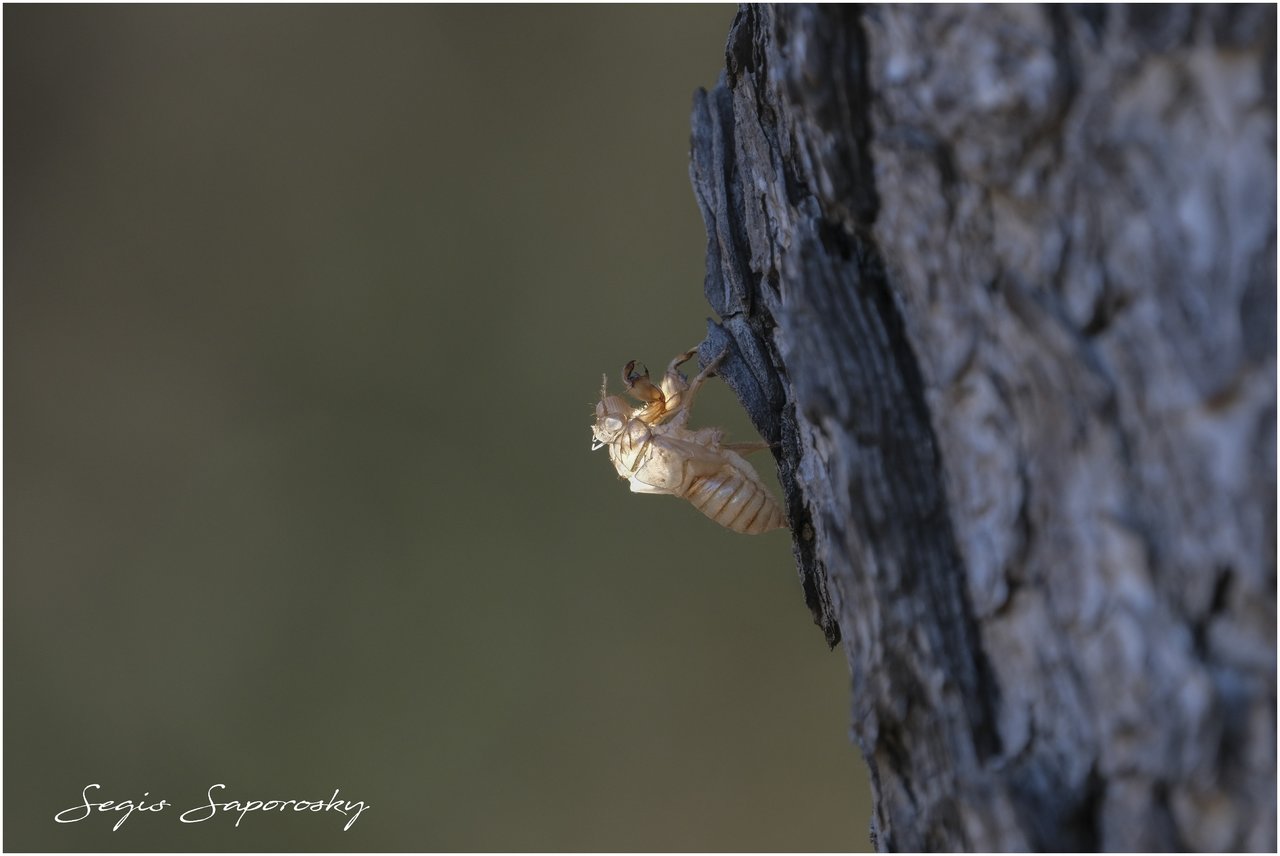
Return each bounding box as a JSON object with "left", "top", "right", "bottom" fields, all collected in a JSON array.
[{"left": 690, "top": 5, "right": 1275, "bottom": 851}]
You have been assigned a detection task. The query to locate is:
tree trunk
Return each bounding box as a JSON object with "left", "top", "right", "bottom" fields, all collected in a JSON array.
[{"left": 689, "top": 5, "right": 1275, "bottom": 851}]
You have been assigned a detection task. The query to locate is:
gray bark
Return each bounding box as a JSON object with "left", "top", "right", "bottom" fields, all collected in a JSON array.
[{"left": 690, "top": 5, "right": 1276, "bottom": 851}]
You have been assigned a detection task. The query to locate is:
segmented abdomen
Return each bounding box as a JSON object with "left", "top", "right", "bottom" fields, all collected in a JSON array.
[{"left": 684, "top": 465, "right": 785, "bottom": 534}]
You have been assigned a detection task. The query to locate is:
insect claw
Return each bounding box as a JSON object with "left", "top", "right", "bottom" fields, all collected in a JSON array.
[
  {"left": 623, "top": 360, "right": 650, "bottom": 388},
  {"left": 623, "top": 359, "right": 665, "bottom": 405}
]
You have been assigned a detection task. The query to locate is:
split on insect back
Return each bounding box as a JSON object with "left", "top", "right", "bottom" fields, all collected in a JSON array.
[{"left": 589, "top": 347, "right": 786, "bottom": 535}]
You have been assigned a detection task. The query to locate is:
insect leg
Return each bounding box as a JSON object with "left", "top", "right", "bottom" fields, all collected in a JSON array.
[
  {"left": 670, "top": 347, "right": 729, "bottom": 426},
  {"left": 620, "top": 434, "right": 653, "bottom": 478},
  {"left": 724, "top": 441, "right": 774, "bottom": 455},
  {"left": 664, "top": 348, "right": 698, "bottom": 378}
]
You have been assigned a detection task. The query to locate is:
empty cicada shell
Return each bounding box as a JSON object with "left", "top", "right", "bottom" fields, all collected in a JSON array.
[{"left": 590, "top": 347, "right": 785, "bottom": 534}]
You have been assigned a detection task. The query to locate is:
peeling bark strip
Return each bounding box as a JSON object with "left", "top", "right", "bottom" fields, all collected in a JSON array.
[{"left": 689, "top": 5, "right": 1275, "bottom": 851}]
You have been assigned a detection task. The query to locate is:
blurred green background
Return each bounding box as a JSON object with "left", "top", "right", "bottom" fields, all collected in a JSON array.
[{"left": 5, "top": 5, "right": 871, "bottom": 851}]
